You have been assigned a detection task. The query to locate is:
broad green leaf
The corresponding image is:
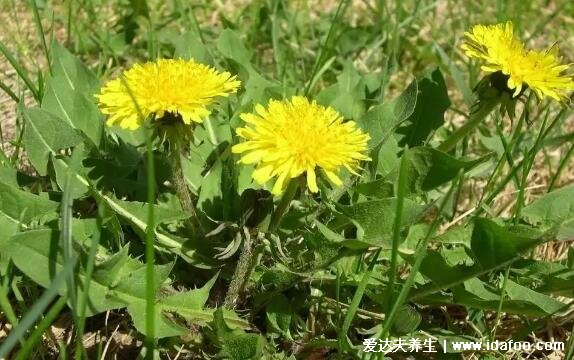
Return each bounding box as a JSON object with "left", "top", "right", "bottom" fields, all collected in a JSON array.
[
  {"left": 411, "top": 221, "right": 552, "bottom": 301},
  {"left": 96, "top": 192, "right": 213, "bottom": 266},
  {"left": 396, "top": 68, "right": 450, "bottom": 147},
  {"left": 354, "top": 178, "right": 394, "bottom": 199},
  {"left": 0, "top": 213, "right": 19, "bottom": 272},
  {"left": 52, "top": 145, "right": 90, "bottom": 199},
  {"left": 6, "top": 229, "right": 248, "bottom": 338},
  {"left": 42, "top": 79, "right": 103, "bottom": 147},
  {"left": 113, "top": 197, "right": 189, "bottom": 227},
  {"left": 266, "top": 293, "right": 292, "bottom": 338},
  {"left": 0, "top": 180, "right": 59, "bottom": 226},
  {"left": 391, "top": 305, "right": 421, "bottom": 335},
  {"left": 50, "top": 42, "right": 100, "bottom": 95},
  {"left": 504, "top": 279, "right": 566, "bottom": 315},
  {"left": 48, "top": 153, "right": 206, "bottom": 265},
  {"left": 198, "top": 158, "right": 224, "bottom": 218},
  {"left": 522, "top": 185, "right": 574, "bottom": 226},
  {"left": 317, "top": 61, "right": 366, "bottom": 120},
  {"left": 471, "top": 218, "right": 543, "bottom": 269},
  {"left": 22, "top": 107, "right": 83, "bottom": 175},
  {"left": 0, "top": 165, "right": 36, "bottom": 188},
  {"left": 7, "top": 229, "right": 126, "bottom": 315},
  {"left": 339, "top": 198, "right": 425, "bottom": 247},
  {"left": 398, "top": 147, "right": 493, "bottom": 194},
  {"left": 418, "top": 250, "right": 479, "bottom": 288},
  {"left": 217, "top": 29, "right": 252, "bottom": 73},
  {"left": 358, "top": 79, "right": 417, "bottom": 150},
  {"left": 314, "top": 220, "right": 373, "bottom": 250},
  {"left": 214, "top": 308, "right": 266, "bottom": 360},
  {"left": 452, "top": 278, "right": 566, "bottom": 316},
  {"left": 216, "top": 29, "right": 280, "bottom": 105},
  {"left": 41, "top": 42, "right": 104, "bottom": 146},
  {"left": 174, "top": 31, "right": 213, "bottom": 64}
]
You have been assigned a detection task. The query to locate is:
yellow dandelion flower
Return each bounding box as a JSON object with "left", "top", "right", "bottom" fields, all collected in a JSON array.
[
  {"left": 462, "top": 21, "right": 574, "bottom": 102},
  {"left": 232, "top": 96, "right": 371, "bottom": 195},
  {"left": 96, "top": 59, "right": 240, "bottom": 130}
]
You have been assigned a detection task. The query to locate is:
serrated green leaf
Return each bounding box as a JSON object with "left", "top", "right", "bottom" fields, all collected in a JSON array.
[
  {"left": 471, "top": 218, "right": 542, "bottom": 269},
  {"left": 452, "top": 278, "right": 566, "bottom": 316},
  {"left": 42, "top": 79, "right": 103, "bottom": 147},
  {"left": 317, "top": 61, "right": 366, "bottom": 120},
  {"left": 22, "top": 107, "right": 83, "bottom": 175},
  {"left": 396, "top": 68, "right": 450, "bottom": 147},
  {"left": 358, "top": 79, "right": 417, "bottom": 150},
  {"left": 214, "top": 308, "right": 265, "bottom": 360},
  {"left": 522, "top": 185, "right": 574, "bottom": 226},
  {"left": 0, "top": 165, "right": 36, "bottom": 188},
  {"left": 266, "top": 293, "right": 292, "bottom": 338},
  {"left": 6, "top": 229, "right": 248, "bottom": 338},
  {"left": 391, "top": 305, "right": 421, "bottom": 335},
  {"left": 339, "top": 198, "right": 425, "bottom": 247},
  {"left": 174, "top": 31, "right": 212, "bottom": 64},
  {"left": 0, "top": 180, "right": 59, "bottom": 226},
  {"left": 50, "top": 42, "right": 100, "bottom": 95},
  {"left": 398, "top": 147, "right": 493, "bottom": 194}
]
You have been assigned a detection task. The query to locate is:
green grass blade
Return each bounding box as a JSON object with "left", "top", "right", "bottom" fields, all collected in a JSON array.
[
  {"left": 0, "top": 282, "right": 19, "bottom": 326},
  {"left": 383, "top": 147, "right": 409, "bottom": 311},
  {"left": 374, "top": 179, "right": 457, "bottom": 342},
  {"left": 28, "top": 0, "right": 51, "bottom": 74},
  {"left": 14, "top": 296, "right": 68, "bottom": 360},
  {"left": 0, "top": 39, "right": 40, "bottom": 100},
  {"left": 0, "top": 254, "right": 77, "bottom": 358},
  {"left": 73, "top": 202, "right": 102, "bottom": 360},
  {"left": 118, "top": 72, "right": 157, "bottom": 358},
  {"left": 337, "top": 249, "right": 381, "bottom": 353},
  {"left": 304, "top": 0, "right": 350, "bottom": 96},
  {"left": 0, "top": 77, "right": 19, "bottom": 102}
]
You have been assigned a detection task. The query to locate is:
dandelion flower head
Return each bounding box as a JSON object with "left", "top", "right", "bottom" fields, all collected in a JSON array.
[
  {"left": 462, "top": 21, "right": 574, "bottom": 102},
  {"left": 232, "top": 96, "right": 371, "bottom": 195},
  {"left": 97, "top": 58, "right": 240, "bottom": 130}
]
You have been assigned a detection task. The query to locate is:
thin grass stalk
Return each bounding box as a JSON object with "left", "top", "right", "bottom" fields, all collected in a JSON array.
[
  {"left": 384, "top": 147, "right": 409, "bottom": 310},
  {"left": 0, "top": 39, "right": 40, "bottom": 100},
  {"left": 337, "top": 248, "right": 381, "bottom": 353},
  {"left": 0, "top": 282, "right": 19, "bottom": 326},
  {"left": 143, "top": 116, "right": 156, "bottom": 360},
  {"left": 14, "top": 296, "right": 68, "bottom": 360},
  {"left": 66, "top": 0, "right": 73, "bottom": 46},
  {"left": 60, "top": 157, "right": 77, "bottom": 325},
  {"left": 0, "top": 77, "right": 19, "bottom": 102},
  {"left": 490, "top": 265, "right": 511, "bottom": 341},
  {"left": 514, "top": 111, "right": 550, "bottom": 223},
  {"left": 0, "top": 254, "right": 77, "bottom": 358},
  {"left": 548, "top": 142, "right": 574, "bottom": 192},
  {"left": 371, "top": 179, "right": 457, "bottom": 350},
  {"left": 118, "top": 76, "right": 156, "bottom": 359},
  {"left": 73, "top": 201, "right": 102, "bottom": 360},
  {"left": 438, "top": 97, "right": 500, "bottom": 152},
  {"left": 304, "top": 0, "right": 350, "bottom": 96},
  {"left": 28, "top": 0, "right": 51, "bottom": 74}
]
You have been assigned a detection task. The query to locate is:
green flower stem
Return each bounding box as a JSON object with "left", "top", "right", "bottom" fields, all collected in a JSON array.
[
  {"left": 438, "top": 97, "right": 500, "bottom": 152},
  {"left": 169, "top": 141, "right": 203, "bottom": 236},
  {"left": 268, "top": 179, "right": 300, "bottom": 233},
  {"left": 224, "top": 179, "right": 299, "bottom": 309}
]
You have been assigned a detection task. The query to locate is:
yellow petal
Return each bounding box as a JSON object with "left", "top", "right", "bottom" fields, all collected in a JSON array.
[{"left": 306, "top": 167, "right": 318, "bottom": 193}]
